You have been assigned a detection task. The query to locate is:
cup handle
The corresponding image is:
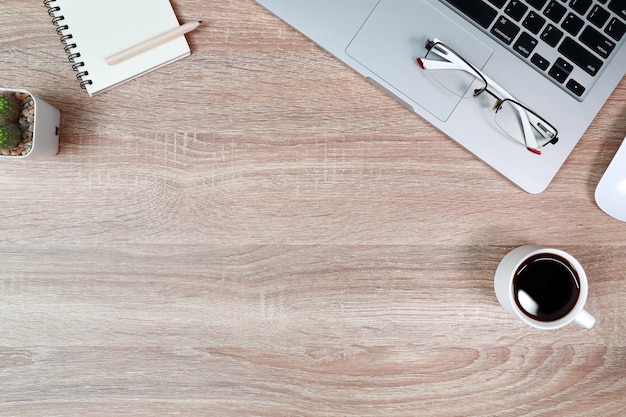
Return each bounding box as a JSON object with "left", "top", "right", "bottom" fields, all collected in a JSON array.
[{"left": 574, "top": 309, "right": 596, "bottom": 329}]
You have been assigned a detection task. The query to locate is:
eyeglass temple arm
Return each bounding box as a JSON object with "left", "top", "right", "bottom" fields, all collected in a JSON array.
[
  {"left": 416, "top": 58, "right": 459, "bottom": 71},
  {"left": 418, "top": 38, "right": 471, "bottom": 70}
]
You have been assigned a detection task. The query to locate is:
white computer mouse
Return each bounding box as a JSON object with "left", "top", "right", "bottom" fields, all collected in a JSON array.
[{"left": 595, "top": 136, "right": 626, "bottom": 222}]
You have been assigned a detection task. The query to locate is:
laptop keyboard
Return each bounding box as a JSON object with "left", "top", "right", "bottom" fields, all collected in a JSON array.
[{"left": 440, "top": 0, "right": 626, "bottom": 100}]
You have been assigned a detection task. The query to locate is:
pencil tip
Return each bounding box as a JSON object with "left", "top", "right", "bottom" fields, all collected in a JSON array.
[{"left": 198, "top": 20, "right": 204, "bottom": 24}]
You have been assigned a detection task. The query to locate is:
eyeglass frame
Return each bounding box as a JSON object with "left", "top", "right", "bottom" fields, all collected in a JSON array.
[{"left": 417, "top": 38, "right": 559, "bottom": 155}]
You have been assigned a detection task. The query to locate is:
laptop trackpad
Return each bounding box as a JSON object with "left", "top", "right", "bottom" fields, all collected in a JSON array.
[{"left": 346, "top": 0, "right": 493, "bottom": 121}]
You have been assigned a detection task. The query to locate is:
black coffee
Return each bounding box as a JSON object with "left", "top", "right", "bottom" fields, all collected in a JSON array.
[{"left": 513, "top": 254, "right": 580, "bottom": 322}]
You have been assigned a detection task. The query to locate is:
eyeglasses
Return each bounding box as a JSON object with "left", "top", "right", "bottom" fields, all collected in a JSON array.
[{"left": 417, "top": 39, "right": 559, "bottom": 155}]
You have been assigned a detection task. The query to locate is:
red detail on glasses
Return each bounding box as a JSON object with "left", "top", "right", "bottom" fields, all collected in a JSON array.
[
  {"left": 527, "top": 147, "right": 541, "bottom": 155},
  {"left": 416, "top": 58, "right": 425, "bottom": 69}
]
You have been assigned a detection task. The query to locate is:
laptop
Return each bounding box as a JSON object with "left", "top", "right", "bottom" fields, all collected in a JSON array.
[{"left": 254, "top": 0, "right": 626, "bottom": 193}]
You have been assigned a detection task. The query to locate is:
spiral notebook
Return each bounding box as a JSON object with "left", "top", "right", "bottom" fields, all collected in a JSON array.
[{"left": 44, "top": 0, "right": 191, "bottom": 96}]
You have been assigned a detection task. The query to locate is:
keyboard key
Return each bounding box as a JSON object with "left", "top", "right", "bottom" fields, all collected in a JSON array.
[
  {"left": 514, "top": 32, "right": 539, "bottom": 56},
  {"left": 559, "top": 37, "right": 603, "bottom": 75},
  {"left": 608, "top": 0, "right": 626, "bottom": 21},
  {"left": 527, "top": 0, "right": 548, "bottom": 9},
  {"left": 562, "top": 13, "right": 585, "bottom": 35},
  {"left": 541, "top": 24, "right": 564, "bottom": 46},
  {"left": 570, "top": 0, "right": 593, "bottom": 15},
  {"left": 549, "top": 57, "right": 573, "bottom": 83},
  {"left": 544, "top": 1, "right": 567, "bottom": 23},
  {"left": 505, "top": 1, "right": 529, "bottom": 21},
  {"left": 606, "top": 17, "right": 626, "bottom": 41},
  {"left": 491, "top": 15, "right": 521, "bottom": 44},
  {"left": 566, "top": 79, "right": 586, "bottom": 96},
  {"left": 524, "top": 11, "right": 547, "bottom": 33},
  {"left": 442, "top": 0, "right": 498, "bottom": 29},
  {"left": 588, "top": 5, "right": 610, "bottom": 27},
  {"left": 580, "top": 25, "right": 616, "bottom": 58},
  {"left": 531, "top": 53, "right": 550, "bottom": 70}
]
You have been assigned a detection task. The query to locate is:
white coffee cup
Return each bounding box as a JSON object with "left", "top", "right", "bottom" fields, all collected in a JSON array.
[{"left": 494, "top": 245, "right": 595, "bottom": 330}]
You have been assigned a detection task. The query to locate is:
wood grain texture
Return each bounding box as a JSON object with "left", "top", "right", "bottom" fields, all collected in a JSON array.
[{"left": 1, "top": 1, "right": 625, "bottom": 416}]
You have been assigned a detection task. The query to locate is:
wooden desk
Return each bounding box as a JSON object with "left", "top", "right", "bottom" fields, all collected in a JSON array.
[{"left": 1, "top": 1, "right": 625, "bottom": 416}]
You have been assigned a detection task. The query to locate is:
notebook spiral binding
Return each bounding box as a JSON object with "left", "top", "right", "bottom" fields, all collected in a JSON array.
[{"left": 43, "top": 0, "right": 93, "bottom": 89}]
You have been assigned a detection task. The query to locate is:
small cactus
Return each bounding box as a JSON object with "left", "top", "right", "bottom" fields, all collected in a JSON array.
[
  {"left": 0, "top": 93, "right": 21, "bottom": 124},
  {"left": 0, "top": 122, "right": 22, "bottom": 149}
]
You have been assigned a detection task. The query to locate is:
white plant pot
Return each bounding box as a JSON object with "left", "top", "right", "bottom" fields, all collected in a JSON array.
[{"left": 0, "top": 88, "right": 60, "bottom": 158}]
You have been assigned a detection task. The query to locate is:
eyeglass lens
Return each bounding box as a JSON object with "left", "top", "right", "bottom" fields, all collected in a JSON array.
[
  {"left": 425, "top": 48, "right": 487, "bottom": 98},
  {"left": 494, "top": 101, "right": 557, "bottom": 146}
]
